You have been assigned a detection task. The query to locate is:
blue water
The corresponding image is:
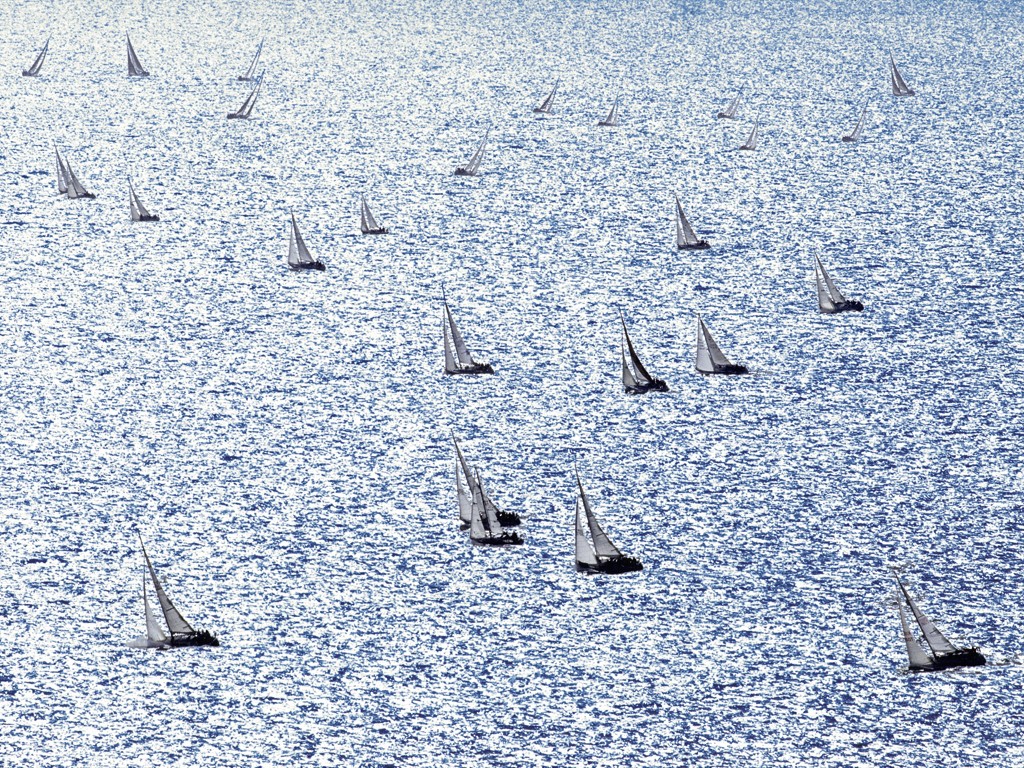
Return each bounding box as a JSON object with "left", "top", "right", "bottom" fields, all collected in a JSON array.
[{"left": 2, "top": 0, "right": 1024, "bottom": 765}]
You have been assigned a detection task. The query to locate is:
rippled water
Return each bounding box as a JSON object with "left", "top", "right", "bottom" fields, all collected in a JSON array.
[{"left": 2, "top": 0, "right": 1024, "bottom": 765}]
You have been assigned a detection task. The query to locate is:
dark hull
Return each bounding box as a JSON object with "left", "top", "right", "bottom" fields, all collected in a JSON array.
[
  {"left": 361, "top": 228, "right": 389, "bottom": 235},
  {"left": 22, "top": 71, "right": 39, "bottom": 77},
  {"left": 598, "top": 121, "right": 617, "bottom": 127},
  {"left": 237, "top": 76, "right": 256, "bottom": 81},
  {"left": 454, "top": 168, "right": 474, "bottom": 176},
  {"left": 71, "top": 194, "right": 97, "bottom": 200},
  {"left": 716, "top": 112, "right": 737, "bottom": 119},
  {"left": 894, "top": 90, "right": 916, "bottom": 97},
  {"left": 576, "top": 556, "right": 643, "bottom": 574},
  {"left": 136, "top": 214, "right": 160, "bottom": 222},
  {"left": 532, "top": 108, "right": 550, "bottom": 114},
  {"left": 698, "top": 364, "right": 748, "bottom": 375},
  {"left": 677, "top": 241, "right": 711, "bottom": 250},
  {"left": 170, "top": 630, "right": 219, "bottom": 648},
  {"left": 910, "top": 648, "right": 985, "bottom": 672},
  {"left": 227, "top": 113, "right": 249, "bottom": 120},
  {"left": 821, "top": 300, "right": 864, "bottom": 314},
  {"left": 445, "top": 363, "right": 494, "bottom": 375},
  {"left": 739, "top": 146, "right": 756, "bottom": 151},
  {"left": 471, "top": 532, "right": 524, "bottom": 546},
  {"left": 290, "top": 261, "right": 326, "bottom": 272},
  {"left": 625, "top": 379, "right": 669, "bottom": 395},
  {"left": 841, "top": 136, "right": 857, "bottom": 143}
]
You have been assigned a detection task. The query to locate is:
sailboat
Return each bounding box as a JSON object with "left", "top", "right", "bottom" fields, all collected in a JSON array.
[
  {"left": 695, "top": 314, "right": 747, "bottom": 375},
  {"left": 454, "top": 434, "right": 521, "bottom": 529},
  {"left": 533, "top": 80, "right": 559, "bottom": 114},
  {"left": 287, "top": 213, "right": 326, "bottom": 271},
  {"left": 890, "top": 53, "right": 915, "bottom": 96},
  {"left": 129, "top": 178, "right": 159, "bottom": 221},
  {"left": 893, "top": 568, "right": 984, "bottom": 672},
  {"left": 739, "top": 119, "right": 759, "bottom": 150},
  {"left": 359, "top": 194, "right": 388, "bottom": 235},
  {"left": 442, "top": 293, "right": 494, "bottom": 375},
  {"left": 455, "top": 129, "right": 488, "bottom": 176},
  {"left": 574, "top": 467, "right": 641, "bottom": 574},
  {"left": 842, "top": 102, "right": 868, "bottom": 143},
  {"left": 126, "top": 34, "right": 149, "bottom": 77},
  {"left": 22, "top": 37, "right": 49, "bottom": 77},
  {"left": 814, "top": 257, "right": 863, "bottom": 313},
  {"left": 55, "top": 149, "right": 95, "bottom": 200},
  {"left": 228, "top": 75, "right": 262, "bottom": 119},
  {"left": 675, "top": 194, "right": 710, "bottom": 250},
  {"left": 54, "top": 148, "right": 69, "bottom": 195},
  {"left": 716, "top": 92, "right": 740, "bottom": 119},
  {"left": 598, "top": 94, "right": 620, "bottom": 126},
  {"left": 237, "top": 38, "right": 264, "bottom": 81},
  {"left": 468, "top": 468, "right": 523, "bottom": 546},
  {"left": 127, "top": 534, "right": 219, "bottom": 649},
  {"left": 620, "top": 311, "right": 668, "bottom": 394}
]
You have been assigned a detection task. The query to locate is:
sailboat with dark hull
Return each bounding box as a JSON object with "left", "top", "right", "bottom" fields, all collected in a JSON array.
[
  {"left": 55, "top": 148, "right": 96, "bottom": 200},
  {"left": 716, "top": 92, "right": 740, "bottom": 119},
  {"left": 287, "top": 213, "right": 326, "bottom": 271},
  {"left": 739, "top": 119, "right": 759, "bottom": 150},
  {"left": 22, "top": 37, "right": 49, "bottom": 77},
  {"left": 815, "top": 257, "right": 863, "bottom": 313},
  {"left": 695, "top": 315, "right": 747, "bottom": 375},
  {"left": 455, "top": 129, "right": 488, "bottom": 176},
  {"left": 675, "top": 194, "right": 710, "bottom": 250},
  {"left": 598, "top": 94, "right": 620, "bottom": 127},
  {"left": 360, "top": 194, "right": 388, "bottom": 234},
  {"left": 237, "top": 38, "right": 264, "bottom": 81},
  {"left": 893, "top": 569, "right": 984, "bottom": 672},
  {"left": 454, "top": 435, "right": 521, "bottom": 529},
  {"left": 620, "top": 312, "right": 668, "bottom": 394},
  {"left": 467, "top": 467, "right": 523, "bottom": 546},
  {"left": 842, "top": 102, "right": 868, "bottom": 143},
  {"left": 228, "top": 77, "right": 262, "bottom": 119},
  {"left": 129, "top": 178, "right": 159, "bottom": 221},
  {"left": 890, "top": 53, "right": 915, "bottom": 97},
  {"left": 128, "top": 534, "right": 218, "bottom": 649},
  {"left": 533, "top": 80, "right": 559, "bottom": 114},
  {"left": 126, "top": 34, "right": 149, "bottom": 77},
  {"left": 443, "top": 295, "right": 494, "bottom": 375},
  {"left": 574, "top": 468, "right": 641, "bottom": 574}
]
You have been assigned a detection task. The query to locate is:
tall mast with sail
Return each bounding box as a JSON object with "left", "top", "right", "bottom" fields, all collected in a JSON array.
[
  {"left": 892, "top": 569, "right": 984, "bottom": 671},
  {"left": 533, "top": 80, "right": 559, "bottom": 114},
  {"left": 54, "top": 148, "right": 70, "bottom": 195},
  {"left": 675, "top": 194, "right": 710, "bottom": 250},
  {"left": 238, "top": 38, "right": 265, "bottom": 81},
  {"left": 842, "top": 102, "right": 868, "bottom": 142},
  {"left": 58, "top": 151, "right": 95, "bottom": 200},
  {"left": 814, "top": 257, "right": 863, "bottom": 313},
  {"left": 442, "top": 293, "right": 494, "bottom": 375},
  {"left": 22, "top": 37, "right": 49, "bottom": 77},
  {"left": 468, "top": 469, "right": 523, "bottom": 546},
  {"left": 360, "top": 194, "right": 389, "bottom": 235},
  {"left": 620, "top": 311, "right": 668, "bottom": 394},
  {"left": 228, "top": 76, "right": 263, "bottom": 119},
  {"left": 129, "top": 178, "right": 159, "bottom": 221},
  {"left": 889, "top": 53, "right": 915, "bottom": 96},
  {"left": 287, "top": 213, "right": 326, "bottom": 271},
  {"left": 695, "top": 315, "right": 748, "bottom": 375},
  {"left": 573, "top": 466, "right": 641, "bottom": 574},
  {"left": 455, "top": 129, "right": 488, "bottom": 176},
  {"left": 739, "top": 118, "right": 759, "bottom": 150},
  {"left": 598, "top": 94, "right": 620, "bottom": 126},
  {"left": 126, "top": 34, "right": 149, "bottom": 77},
  {"left": 716, "top": 92, "right": 740, "bottom": 119},
  {"left": 453, "top": 434, "right": 520, "bottom": 528}
]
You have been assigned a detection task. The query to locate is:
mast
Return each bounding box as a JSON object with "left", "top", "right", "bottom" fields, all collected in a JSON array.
[
  {"left": 574, "top": 467, "right": 622, "bottom": 559},
  {"left": 575, "top": 498, "right": 598, "bottom": 566},
  {"left": 620, "top": 312, "right": 654, "bottom": 385},
  {"left": 675, "top": 195, "right": 699, "bottom": 247},
  {"left": 138, "top": 533, "right": 195, "bottom": 637},
  {"left": 894, "top": 572, "right": 959, "bottom": 655},
  {"left": 443, "top": 300, "right": 475, "bottom": 367},
  {"left": 896, "top": 584, "right": 933, "bottom": 668},
  {"left": 55, "top": 149, "right": 69, "bottom": 195}
]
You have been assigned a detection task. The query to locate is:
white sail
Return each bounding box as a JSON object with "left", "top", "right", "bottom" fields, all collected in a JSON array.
[
  {"left": 534, "top": 80, "right": 559, "bottom": 113},
  {"left": 288, "top": 214, "right": 316, "bottom": 267},
  {"left": 443, "top": 312, "right": 458, "bottom": 373},
  {"left": 896, "top": 576, "right": 959, "bottom": 655},
  {"left": 576, "top": 470, "right": 622, "bottom": 559},
  {"left": 741, "top": 120, "right": 759, "bottom": 150},
  {"left": 469, "top": 473, "right": 489, "bottom": 539},
  {"left": 621, "top": 344, "right": 639, "bottom": 389},
  {"left": 696, "top": 316, "right": 735, "bottom": 372},
  {"left": 240, "top": 38, "right": 264, "bottom": 81},
  {"left": 127, "top": 34, "right": 149, "bottom": 77},
  {"left": 575, "top": 499, "right": 599, "bottom": 566},
  {"left": 144, "top": 575, "right": 169, "bottom": 644},
  {"left": 599, "top": 95, "right": 619, "bottom": 126},
  {"left": 814, "top": 258, "right": 836, "bottom": 313},
  {"left": 23, "top": 38, "right": 49, "bottom": 77},
  {"left": 719, "top": 93, "right": 740, "bottom": 118},
  {"left": 815, "top": 256, "right": 846, "bottom": 308},
  {"left": 443, "top": 301, "right": 477, "bottom": 368},
  {"left": 890, "top": 54, "right": 913, "bottom": 96},
  {"left": 453, "top": 436, "right": 474, "bottom": 524},
  {"left": 129, "top": 179, "right": 153, "bottom": 221},
  {"left": 675, "top": 195, "right": 700, "bottom": 247},
  {"left": 896, "top": 585, "right": 933, "bottom": 668},
  {"left": 64, "top": 159, "right": 93, "bottom": 199},
  {"left": 360, "top": 195, "right": 381, "bottom": 233},
  {"left": 231, "top": 80, "right": 262, "bottom": 119},
  {"left": 846, "top": 103, "right": 867, "bottom": 141},
  {"left": 140, "top": 537, "right": 195, "bottom": 637},
  {"left": 477, "top": 472, "right": 504, "bottom": 534},
  {"left": 55, "top": 149, "right": 69, "bottom": 195},
  {"left": 459, "top": 130, "right": 488, "bottom": 176},
  {"left": 621, "top": 315, "right": 654, "bottom": 385}
]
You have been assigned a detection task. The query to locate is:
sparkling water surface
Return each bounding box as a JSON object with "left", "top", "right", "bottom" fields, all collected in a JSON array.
[{"left": 2, "top": 0, "right": 1024, "bottom": 765}]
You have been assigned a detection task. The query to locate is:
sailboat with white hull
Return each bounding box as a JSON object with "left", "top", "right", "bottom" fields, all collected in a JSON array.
[
  {"left": 620, "top": 312, "right": 668, "bottom": 394},
  {"left": 842, "top": 102, "right": 868, "bottom": 143},
  {"left": 695, "top": 315, "right": 747, "bottom": 375},
  {"left": 455, "top": 129, "right": 488, "bottom": 176},
  {"left": 533, "top": 80, "right": 559, "bottom": 114},
  {"left": 716, "top": 92, "right": 740, "bottom": 119},
  {"left": 675, "top": 194, "right": 710, "bottom": 250},
  {"left": 22, "top": 37, "right": 49, "bottom": 77},
  {"left": 739, "top": 119, "right": 759, "bottom": 150},
  {"left": 287, "top": 213, "right": 326, "bottom": 271},
  {"left": 889, "top": 53, "right": 915, "bottom": 97},
  {"left": 238, "top": 38, "right": 264, "bottom": 81},
  {"left": 815, "top": 257, "right": 863, "bottom": 313},
  {"left": 574, "top": 467, "right": 641, "bottom": 574},
  {"left": 129, "top": 178, "right": 159, "bottom": 221},
  {"left": 128, "top": 534, "right": 218, "bottom": 649},
  {"left": 228, "top": 76, "right": 262, "bottom": 119},
  {"left": 468, "top": 468, "right": 523, "bottom": 546},
  {"left": 893, "top": 569, "right": 984, "bottom": 672},
  {"left": 126, "top": 34, "right": 149, "bottom": 77},
  {"left": 454, "top": 435, "right": 521, "bottom": 529},
  {"left": 360, "top": 194, "right": 388, "bottom": 234},
  {"left": 598, "top": 94, "right": 620, "bottom": 126},
  {"left": 443, "top": 294, "right": 494, "bottom": 375}
]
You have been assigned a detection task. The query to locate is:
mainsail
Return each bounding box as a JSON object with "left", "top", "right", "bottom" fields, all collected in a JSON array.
[
  {"left": 598, "top": 95, "right": 620, "bottom": 126},
  {"left": 443, "top": 299, "right": 478, "bottom": 372},
  {"left": 575, "top": 498, "right": 599, "bottom": 567},
  {"left": 890, "top": 53, "right": 914, "bottom": 96},
  {"left": 575, "top": 469, "right": 623, "bottom": 559},
  {"left": 64, "top": 158, "right": 94, "bottom": 199},
  {"left": 695, "top": 315, "right": 735, "bottom": 373},
  {"left": 717, "top": 93, "right": 740, "bottom": 119},
  {"left": 143, "top": 575, "right": 169, "bottom": 644},
  {"left": 675, "top": 195, "right": 701, "bottom": 248},
  {"left": 288, "top": 213, "right": 317, "bottom": 267},
  {"left": 55, "top": 149, "right": 69, "bottom": 195},
  {"left": 814, "top": 257, "right": 847, "bottom": 311},
  {"left": 229, "top": 78, "right": 262, "bottom": 119},
  {"left": 457, "top": 130, "right": 488, "bottom": 176},
  {"left": 453, "top": 436, "right": 474, "bottom": 525},
  {"left": 126, "top": 34, "right": 149, "bottom": 77},
  {"left": 621, "top": 313, "right": 654, "bottom": 387},
  {"left": 896, "top": 585, "right": 933, "bottom": 668},
  {"left": 533, "top": 80, "right": 559, "bottom": 113},
  {"left": 360, "top": 195, "right": 383, "bottom": 233},
  {"left": 140, "top": 535, "right": 196, "bottom": 637},
  {"left": 740, "top": 119, "right": 759, "bottom": 150},
  {"left": 895, "top": 574, "right": 960, "bottom": 655},
  {"left": 129, "top": 179, "right": 155, "bottom": 221},
  {"left": 239, "top": 38, "right": 264, "bottom": 81},
  {"left": 22, "top": 37, "right": 49, "bottom": 77},
  {"left": 844, "top": 102, "right": 868, "bottom": 142}
]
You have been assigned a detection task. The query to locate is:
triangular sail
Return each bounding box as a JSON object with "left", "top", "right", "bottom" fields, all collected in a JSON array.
[
  {"left": 443, "top": 311, "right": 458, "bottom": 373},
  {"left": 890, "top": 54, "right": 912, "bottom": 96},
  {"left": 621, "top": 345, "right": 639, "bottom": 389},
  {"left": 600, "top": 95, "right": 619, "bottom": 126},
  {"left": 360, "top": 195, "right": 380, "bottom": 233},
  {"left": 129, "top": 179, "right": 152, "bottom": 221},
  {"left": 469, "top": 474, "right": 489, "bottom": 538},
  {"left": 288, "top": 214, "right": 315, "bottom": 266},
  {"left": 575, "top": 499, "right": 599, "bottom": 566},
  {"left": 55, "top": 149, "right": 69, "bottom": 195},
  {"left": 896, "top": 585, "right": 933, "bottom": 667},
  {"left": 815, "top": 257, "right": 846, "bottom": 305},
  {"left": 621, "top": 315, "right": 654, "bottom": 385},
  {"left": 477, "top": 472, "right": 504, "bottom": 534},
  {"left": 721, "top": 93, "right": 740, "bottom": 118},
  {"left": 234, "top": 80, "right": 261, "bottom": 118},
  {"left": 127, "top": 34, "right": 149, "bottom": 77},
  {"left": 140, "top": 536, "right": 195, "bottom": 636},
  {"left": 443, "top": 301, "right": 476, "bottom": 367},
  {"left": 241, "top": 38, "right": 264, "bottom": 80},
  {"left": 24, "top": 38, "right": 49, "bottom": 76},
  {"left": 675, "top": 195, "right": 699, "bottom": 247},
  {"left": 462, "top": 130, "right": 488, "bottom": 175},
  {"left": 696, "top": 316, "right": 734, "bottom": 371},
  {"left": 848, "top": 103, "right": 867, "bottom": 141},
  {"left": 143, "top": 574, "right": 168, "bottom": 644},
  {"left": 896, "top": 575, "right": 959, "bottom": 655},
  {"left": 576, "top": 470, "right": 622, "bottom": 559},
  {"left": 742, "top": 120, "right": 759, "bottom": 149},
  {"left": 814, "top": 258, "right": 835, "bottom": 312},
  {"left": 535, "top": 80, "right": 559, "bottom": 113},
  {"left": 65, "top": 160, "right": 92, "bottom": 199},
  {"left": 453, "top": 436, "right": 474, "bottom": 524}
]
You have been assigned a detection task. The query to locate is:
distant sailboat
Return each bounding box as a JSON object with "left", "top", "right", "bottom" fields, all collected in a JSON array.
[
  {"left": 675, "top": 194, "right": 710, "bottom": 250},
  {"left": 129, "top": 178, "right": 159, "bottom": 221},
  {"left": 620, "top": 311, "right": 668, "bottom": 394},
  {"left": 54, "top": 148, "right": 69, "bottom": 195},
  {"left": 469, "top": 468, "right": 523, "bottom": 546},
  {"left": 455, "top": 129, "right": 488, "bottom": 176},
  {"left": 842, "top": 102, "right": 868, "bottom": 143},
  {"left": 893, "top": 569, "right": 984, "bottom": 672},
  {"left": 127, "top": 534, "right": 219, "bottom": 649},
  {"left": 443, "top": 293, "right": 494, "bottom": 375},
  {"left": 574, "top": 467, "right": 641, "bottom": 574},
  {"left": 890, "top": 53, "right": 915, "bottom": 96},
  {"left": 533, "top": 80, "right": 559, "bottom": 114},
  {"left": 717, "top": 92, "right": 740, "bottom": 119},
  {"left": 739, "top": 119, "right": 759, "bottom": 150},
  {"left": 56, "top": 150, "right": 95, "bottom": 200},
  {"left": 814, "top": 257, "right": 863, "bottom": 313},
  {"left": 359, "top": 194, "right": 388, "bottom": 235},
  {"left": 454, "top": 434, "right": 521, "bottom": 529},
  {"left": 287, "top": 213, "right": 326, "bottom": 271},
  {"left": 237, "top": 38, "right": 264, "bottom": 81},
  {"left": 598, "top": 94, "right": 620, "bottom": 126},
  {"left": 695, "top": 315, "right": 747, "bottom": 375},
  {"left": 126, "top": 34, "right": 149, "bottom": 77},
  {"left": 22, "top": 37, "right": 49, "bottom": 77},
  {"left": 228, "top": 76, "right": 262, "bottom": 119}
]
